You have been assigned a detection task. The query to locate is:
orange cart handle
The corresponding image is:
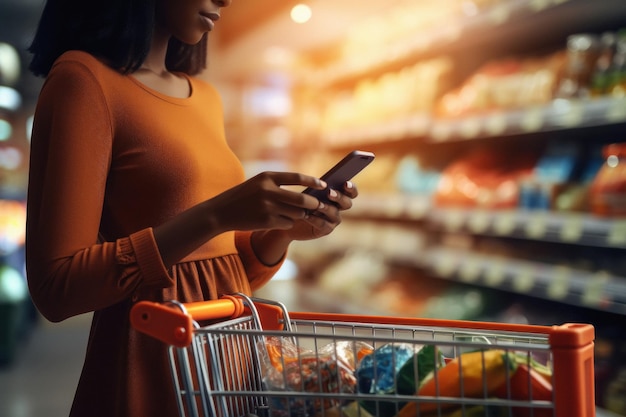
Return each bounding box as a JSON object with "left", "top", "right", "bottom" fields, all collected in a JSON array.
[
  {"left": 130, "top": 295, "right": 286, "bottom": 347},
  {"left": 130, "top": 295, "right": 245, "bottom": 348}
]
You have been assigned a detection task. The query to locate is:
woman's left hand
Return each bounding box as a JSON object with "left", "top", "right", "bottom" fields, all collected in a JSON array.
[{"left": 286, "top": 181, "right": 358, "bottom": 242}]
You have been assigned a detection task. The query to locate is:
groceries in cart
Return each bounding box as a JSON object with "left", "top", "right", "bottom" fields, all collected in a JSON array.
[
  {"left": 130, "top": 295, "right": 595, "bottom": 417},
  {"left": 258, "top": 336, "right": 554, "bottom": 417},
  {"left": 259, "top": 338, "right": 372, "bottom": 415}
]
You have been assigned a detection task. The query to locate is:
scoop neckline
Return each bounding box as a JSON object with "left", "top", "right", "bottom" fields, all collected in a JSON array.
[{"left": 128, "top": 72, "right": 194, "bottom": 105}]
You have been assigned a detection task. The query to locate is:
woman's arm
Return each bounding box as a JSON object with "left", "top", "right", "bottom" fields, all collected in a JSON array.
[{"left": 26, "top": 62, "right": 173, "bottom": 322}]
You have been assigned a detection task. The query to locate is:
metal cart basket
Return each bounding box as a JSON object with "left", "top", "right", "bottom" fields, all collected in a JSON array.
[{"left": 130, "top": 293, "right": 595, "bottom": 417}]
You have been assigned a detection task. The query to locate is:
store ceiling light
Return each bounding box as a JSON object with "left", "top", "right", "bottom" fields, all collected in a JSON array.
[{"left": 291, "top": 4, "right": 312, "bottom": 24}]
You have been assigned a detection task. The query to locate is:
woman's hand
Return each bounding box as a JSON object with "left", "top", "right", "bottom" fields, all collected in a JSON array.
[
  {"left": 285, "top": 180, "right": 358, "bottom": 242},
  {"left": 154, "top": 171, "right": 326, "bottom": 267},
  {"left": 206, "top": 171, "right": 329, "bottom": 233},
  {"left": 249, "top": 180, "right": 359, "bottom": 266}
]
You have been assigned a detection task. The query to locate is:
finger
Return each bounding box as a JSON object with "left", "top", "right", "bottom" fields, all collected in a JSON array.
[
  {"left": 269, "top": 171, "right": 327, "bottom": 189},
  {"left": 304, "top": 212, "right": 338, "bottom": 233},
  {"left": 276, "top": 201, "right": 310, "bottom": 222},
  {"left": 343, "top": 181, "right": 359, "bottom": 198},
  {"left": 315, "top": 203, "right": 341, "bottom": 223},
  {"left": 326, "top": 188, "right": 353, "bottom": 211}
]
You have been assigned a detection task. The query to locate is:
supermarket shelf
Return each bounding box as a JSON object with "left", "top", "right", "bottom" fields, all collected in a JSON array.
[
  {"left": 323, "top": 97, "right": 626, "bottom": 145},
  {"left": 422, "top": 246, "right": 626, "bottom": 316},
  {"left": 428, "top": 97, "right": 626, "bottom": 143},
  {"left": 351, "top": 194, "right": 626, "bottom": 250},
  {"left": 306, "top": 0, "right": 626, "bottom": 88},
  {"left": 299, "top": 226, "right": 626, "bottom": 316}
]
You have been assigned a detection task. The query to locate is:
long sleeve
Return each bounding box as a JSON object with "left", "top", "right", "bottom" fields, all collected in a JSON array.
[
  {"left": 234, "top": 231, "right": 286, "bottom": 291},
  {"left": 26, "top": 59, "right": 172, "bottom": 322}
]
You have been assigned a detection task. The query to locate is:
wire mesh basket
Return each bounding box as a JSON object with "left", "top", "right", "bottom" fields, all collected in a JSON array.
[{"left": 131, "top": 293, "right": 595, "bottom": 417}]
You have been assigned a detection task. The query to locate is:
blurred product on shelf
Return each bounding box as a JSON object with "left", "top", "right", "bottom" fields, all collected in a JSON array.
[
  {"left": 556, "top": 33, "right": 601, "bottom": 99},
  {"left": 438, "top": 52, "right": 566, "bottom": 118},
  {"left": 591, "top": 32, "right": 618, "bottom": 97},
  {"left": 607, "top": 30, "right": 626, "bottom": 97},
  {"left": 520, "top": 141, "right": 585, "bottom": 211},
  {"left": 319, "top": 58, "right": 453, "bottom": 141},
  {"left": 558, "top": 29, "right": 626, "bottom": 99},
  {"left": 591, "top": 142, "right": 626, "bottom": 217},
  {"left": 395, "top": 155, "right": 441, "bottom": 196},
  {"left": 434, "top": 147, "right": 538, "bottom": 209}
]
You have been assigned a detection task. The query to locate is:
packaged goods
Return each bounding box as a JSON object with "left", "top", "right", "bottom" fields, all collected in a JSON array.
[
  {"left": 434, "top": 148, "right": 537, "bottom": 208},
  {"left": 591, "top": 32, "right": 618, "bottom": 97},
  {"left": 261, "top": 337, "right": 372, "bottom": 416},
  {"left": 607, "top": 29, "right": 626, "bottom": 97},
  {"left": 356, "top": 344, "right": 444, "bottom": 416},
  {"left": 555, "top": 34, "right": 600, "bottom": 99},
  {"left": 590, "top": 142, "right": 626, "bottom": 216}
]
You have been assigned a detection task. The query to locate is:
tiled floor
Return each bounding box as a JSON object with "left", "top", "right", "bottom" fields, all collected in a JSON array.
[{"left": 0, "top": 313, "right": 91, "bottom": 417}]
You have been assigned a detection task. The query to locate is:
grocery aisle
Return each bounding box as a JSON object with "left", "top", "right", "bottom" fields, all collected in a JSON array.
[{"left": 0, "top": 313, "right": 91, "bottom": 417}]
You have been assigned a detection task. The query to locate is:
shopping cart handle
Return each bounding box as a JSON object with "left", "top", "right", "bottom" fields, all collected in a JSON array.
[{"left": 130, "top": 296, "right": 245, "bottom": 347}]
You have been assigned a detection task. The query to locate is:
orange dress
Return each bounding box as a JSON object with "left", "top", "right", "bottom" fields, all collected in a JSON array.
[{"left": 26, "top": 51, "right": 283, "bottom": 417}]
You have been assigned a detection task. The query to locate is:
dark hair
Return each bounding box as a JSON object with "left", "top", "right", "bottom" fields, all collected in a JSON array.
[{"left": 28, "top": 0, "right": 208, "bottom": 77}]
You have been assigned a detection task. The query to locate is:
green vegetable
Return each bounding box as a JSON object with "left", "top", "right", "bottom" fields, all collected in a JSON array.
[{"left": 360, "top": 345, "right": 445, "bottom": 416}]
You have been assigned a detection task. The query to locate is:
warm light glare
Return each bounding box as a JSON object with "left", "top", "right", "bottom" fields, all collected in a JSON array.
[{"left": 291, "top": 4, "right": 312, "bottom": 24}]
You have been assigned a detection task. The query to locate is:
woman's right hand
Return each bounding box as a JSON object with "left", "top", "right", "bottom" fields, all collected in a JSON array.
[
  {"left": 153, "top": 171, "right": 325, "bottom": 267},
  {"left": 206, "top": 171, "right": 326, "bottom": 232}
]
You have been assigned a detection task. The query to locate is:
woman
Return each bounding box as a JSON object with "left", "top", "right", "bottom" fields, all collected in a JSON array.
[{"left": 26, "top": 0, "right": 358, "bottom": 415}]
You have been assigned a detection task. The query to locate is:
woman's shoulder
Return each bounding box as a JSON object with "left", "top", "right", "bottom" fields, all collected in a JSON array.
[{"left": 50, "top": 51, "right": 118, "bottom": 79}]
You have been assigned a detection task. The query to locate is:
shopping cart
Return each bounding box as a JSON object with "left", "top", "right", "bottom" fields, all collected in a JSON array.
[{"left": 130, "top": 293, "right": 595, "bottom": 417}]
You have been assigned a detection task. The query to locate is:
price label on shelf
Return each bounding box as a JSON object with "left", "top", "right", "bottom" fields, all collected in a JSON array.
[
  {"left": 607, "top": 97, "right": 626, "bottom": 123},
  {"left": 485, "top": 259, "right": 506, "bottom": 287},
  {"left": 559, "top": 214, "right": 584, "bottom": 243},
  {"left": 582, "top": 271, "right": 610, "bottom": 307},
  {"left": 406, "top": 196, "right": 429, "bottom": 220},
  {"left": 431, "top": 122, "right": 453, "bottom": 142},
  {"left": 468, "top": 210, "right": 491, "bottom": 233},
  {"left": 407, "top": 114, "right": 430, "bottom": 137},
  {"left": 434, "top": 255, "right": 456, "bottom": 277},
  {"left": 459, "top": 117, "right": 482, "bottom": 139},
  {"left": 459, "top": 257, "right": 481, "bottom": 282},
  {"left": 525, "top": 212, "right": 547, "bottom": 239},
  {"left": 444, "top": 209, "right": 466, "bottom": 232},
  {"left": 513, "top": 265, "right": 535, "bottom": 293},
  {"left": 521, "top": 107, "right": 544, "bottom": 132},
  {"left": 607, "top": 220, "right": 626, "bottom": 246},
  {"left": 558, "top": 100, "right": 584, "bottom": 127},
  {"left": 485, "top": 113, "right": 507, "bottom": 136},
  {"left": 547, "top": 266, "right": 570, "bottom": 300},
  {"left": 493, "top": 211, "right": 516, "bottom": 235}
]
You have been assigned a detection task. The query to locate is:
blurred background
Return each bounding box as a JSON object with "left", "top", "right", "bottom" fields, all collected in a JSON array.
[{"left": 1, "top": 0, "right": 626, "bottom": 416}]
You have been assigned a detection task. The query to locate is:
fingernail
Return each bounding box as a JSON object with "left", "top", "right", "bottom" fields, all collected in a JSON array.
[
  {"left": 329, "top": 189, "right": 338, "bottom": 198},
  {"left": 319, "top": 179, "right": 327, "bottom": 188},
  {"left": 318, "top": 202, "right": 325, "bottom": 210},
  {"left": 346, "top": 181, "right": 353, "bottom": 189}
]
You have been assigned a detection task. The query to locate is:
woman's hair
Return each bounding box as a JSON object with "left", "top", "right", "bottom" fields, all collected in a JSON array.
[{"left": 28, "top": 0, "right": 208, "bottom": 77}]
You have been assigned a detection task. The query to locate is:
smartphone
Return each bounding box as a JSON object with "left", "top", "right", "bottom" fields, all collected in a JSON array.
[{"left": 303, "top": 150, "right": 375, "bottom": 204}]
